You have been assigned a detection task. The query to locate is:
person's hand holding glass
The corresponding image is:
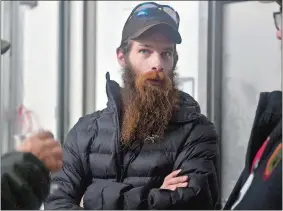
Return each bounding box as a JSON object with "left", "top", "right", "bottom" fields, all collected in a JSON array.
[{"left": 14, "top": 105, "right": 63, "bottom": 173}]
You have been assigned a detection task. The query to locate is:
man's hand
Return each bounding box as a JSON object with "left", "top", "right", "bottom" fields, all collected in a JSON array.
[
  {"left": 16, "top": 131, "right": 63, "bottom": 173},
  {"left": 160, "top": 169, "right": 188, "bottom": 191}
]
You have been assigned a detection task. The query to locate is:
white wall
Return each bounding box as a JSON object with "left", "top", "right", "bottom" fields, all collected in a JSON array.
[
  {"left": 19, "top": 1, "right": 201, "bottom": 135},
  {"left": 95, "top": 1, "right": 200, "bottom": 110},
  {"left": 22, "top": 1, "right": 59, "bottom": 136},
  {"left": 22, "top": 1, "right": 84, "bottom": 136},
  {"left": 69, "top": 1, "right": 83, "bottom": 128}
]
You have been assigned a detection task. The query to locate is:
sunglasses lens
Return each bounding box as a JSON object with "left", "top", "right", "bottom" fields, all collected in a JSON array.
[
  {"left": 135, "top": 3, "right": 157, "bottom": 12},
  {"left": 133, "top": 3, "right": 179, "bottom": 25},
  {"left": 163, "top": 6, "right": 178, "bottom": 23}
]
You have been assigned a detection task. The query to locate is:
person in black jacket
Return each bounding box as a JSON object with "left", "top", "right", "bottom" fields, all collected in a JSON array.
[
  {"left": 1, "top": 39, "right": 63, "bottom": 210},
  {"left": 224, "top": 0, "right": 282, "bottom": 210},
  {"left": 45, "top": 2, "right": 219, "bottom": 210}
]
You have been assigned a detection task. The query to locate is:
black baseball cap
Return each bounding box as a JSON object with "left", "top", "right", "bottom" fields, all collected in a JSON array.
[
  {"left": 1, "top": 39, "right": 10, "bottom": 55},
  {"left": 120, "top": 2, "right": 182, "bottom": 46}
]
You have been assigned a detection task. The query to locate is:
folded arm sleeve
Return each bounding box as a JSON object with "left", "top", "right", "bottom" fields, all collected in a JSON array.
[
  {"left": 83, "top": 121, "right": 219, "bottom": 210},
  {"left": 44, "top": 126, "right": 89, "bottom": 210},
  {"left": 83, "top": 179, "right": 156, "bottom": 210},
  {"left": 148, "top": 121, "right": 220, "bottom": 209},
  {"left": 1, "top": 151, "right": 50, "bottom": 210}
]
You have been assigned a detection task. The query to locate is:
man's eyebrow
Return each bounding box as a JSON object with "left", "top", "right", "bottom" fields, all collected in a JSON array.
[
  {"left": 138, "top": 44, "right": 174, "bottom": 51},
  {"left": 138, "top": 44, "right": 153, "bottom": 48}
]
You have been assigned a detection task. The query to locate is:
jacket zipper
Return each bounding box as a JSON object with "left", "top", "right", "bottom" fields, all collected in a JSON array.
[{"left": 115, "top": 112, "right": 124, "bottom": 182}]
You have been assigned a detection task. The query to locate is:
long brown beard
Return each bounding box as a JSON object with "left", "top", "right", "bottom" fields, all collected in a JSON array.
[{"left": 120, "top": 65, "right": 179, "bottom": 145}]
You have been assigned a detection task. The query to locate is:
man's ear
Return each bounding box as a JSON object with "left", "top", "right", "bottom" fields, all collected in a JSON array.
[{"left": 116, "top": 48, "right": 126, "bottom": 68}]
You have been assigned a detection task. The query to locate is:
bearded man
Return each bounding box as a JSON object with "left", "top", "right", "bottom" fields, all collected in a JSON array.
[{"left": 45, "top": 2, "right": 219, "bottom": 210}]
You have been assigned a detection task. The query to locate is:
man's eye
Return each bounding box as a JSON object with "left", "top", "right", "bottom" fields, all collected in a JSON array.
[
  {"left": 139, "top": 49, "right": 150, "bottom": 54},
  {"left": 162, "top": 52, "right": 172, "bottom": 57}
]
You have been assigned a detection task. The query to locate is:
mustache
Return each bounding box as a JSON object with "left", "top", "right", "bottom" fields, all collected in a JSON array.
[
  {"left": 136, "top": 71, "right": 172, "bottom": 91},
  {"left": 140, "top": 71, "right": 165, "bottom": 80}
]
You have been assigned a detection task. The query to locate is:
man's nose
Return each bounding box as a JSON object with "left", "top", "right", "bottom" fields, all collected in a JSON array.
[
  {"left": 276, "top": 30, "right": 282, "bottom": 40},
  {"left": 151, "top": 55, "right": 164, "bottom": 72}
]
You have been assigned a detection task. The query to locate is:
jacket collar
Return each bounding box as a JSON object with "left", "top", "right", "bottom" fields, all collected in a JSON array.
[{"left": 245, "top": 91, "right": 282, "bottom": 166}]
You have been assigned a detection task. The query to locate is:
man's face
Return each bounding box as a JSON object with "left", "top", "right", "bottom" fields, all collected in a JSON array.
[
  {"left": 117, "top": 26, "right": 176, "bottom": 84},
  {"left": 117, "top": 26, "right": 180, "bottom": 144},
  {"left": 127, "top": 31, "right": 175, "bottom": 79}
]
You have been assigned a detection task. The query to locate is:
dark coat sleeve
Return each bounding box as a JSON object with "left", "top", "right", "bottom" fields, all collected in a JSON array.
[
  {"left": 1, "top": 151, "right": 50, "bottom": 210},
  {"left": 83, "top": 179, "right": 154, "bottom": 209},
  {"left": 148, "top": 120, "right": 220, "bottom": 209},
  {"left": 83, "top": 119, "right": 220, "bottom": 210},
  {"left": 44, "top": 126, "right": 90, "bottom": 210}
]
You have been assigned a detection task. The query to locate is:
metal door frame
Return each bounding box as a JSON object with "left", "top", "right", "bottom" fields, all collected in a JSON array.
[
  {"left": 198, "top": 1, "right": 248, "bottom": 207},
  {"left": 82, "top": 1, "right": 97, "bottom": 116},
  {"left": 0, "top": 1, "right": 29, "bottom": 154},
  {"left": 199, "top": 0, "right": 248, "bottom": 144},
  {"left": 57, "top": 0, "right": 71, "bottom": 143}
]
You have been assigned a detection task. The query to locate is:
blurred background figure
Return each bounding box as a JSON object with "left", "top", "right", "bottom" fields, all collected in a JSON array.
[
  {"left": 1, "top": 38, "right": 63, "bottom": 210},
  {"left": 224, "top": 0, "right": 282, "bottom": 209},
  {"left": 1, "top": 0, "right": 281, "bottom": 208}
]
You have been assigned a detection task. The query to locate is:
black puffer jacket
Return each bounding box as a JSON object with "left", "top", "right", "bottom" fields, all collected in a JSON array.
[
  {"left": 224, "top": 91, "right": 282, "bottom": 210},
  {"left": 1, "top": 151, "right": 50, "bottom": 210},
  {"left": 45, "top": 73, "right": 219, "bottom": 210}
]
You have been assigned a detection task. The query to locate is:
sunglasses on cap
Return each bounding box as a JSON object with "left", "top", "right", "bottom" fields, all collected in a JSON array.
[{"left": 126, "top": 2, "right": 180, "bottom": 27}]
